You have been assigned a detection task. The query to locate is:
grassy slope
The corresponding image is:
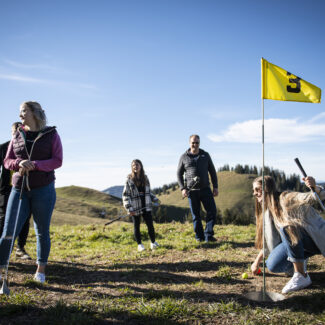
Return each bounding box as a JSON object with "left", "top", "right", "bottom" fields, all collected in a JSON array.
[
  {"left": 53, "top": 186, "right": 123, "bottom": 225},
  {"left": 158, "top": 171, "right": 256, "bottom": 213},
  {"left": 52, "top": 172, "right": 256, "bottom": 226}
]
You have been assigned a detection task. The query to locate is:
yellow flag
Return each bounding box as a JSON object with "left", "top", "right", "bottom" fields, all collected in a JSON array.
[{"left": 261, "top": 58, "right": 321, "bottom": 103}]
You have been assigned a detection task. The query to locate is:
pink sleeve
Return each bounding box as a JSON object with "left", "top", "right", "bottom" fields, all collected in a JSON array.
[
  {"left": 4, "top": 140, "right": 22, "bottom": 171},
  {"left": 33, "top": 132, "right": 63, "bottom": 172}
]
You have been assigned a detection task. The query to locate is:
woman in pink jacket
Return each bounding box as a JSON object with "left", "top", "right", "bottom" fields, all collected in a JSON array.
[{"left": 0, "top": 101, "right": 63, "bottom": 283}]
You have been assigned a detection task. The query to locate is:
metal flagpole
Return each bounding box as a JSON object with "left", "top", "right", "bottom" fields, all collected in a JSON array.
[
  {"left": 244, "top": 58, "right": 285, "bottom": 302},
  {"left": 262, "top": 98, "right": 266, "bottom": 299}
]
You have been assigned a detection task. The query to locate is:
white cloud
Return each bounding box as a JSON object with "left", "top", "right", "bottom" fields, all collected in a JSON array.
[
  {"left": 0, "top": 73, "right": 43, "bottom": 83},
  {"left": 3, "top": 59, "right": 60, "bottom": 72},
  {"left": 208, "top": 117, "right": 325, "bottom": 144},
  {"left": 308, "top": 112, "right": 325, "bottom": 123},
  {"left": 0, "top": 73, "right": 97, "bottom": 90}
]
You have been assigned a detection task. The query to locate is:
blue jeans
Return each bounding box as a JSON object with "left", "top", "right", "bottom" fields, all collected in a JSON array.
[
  {"left": 0, "top": 182, "right": 56, "bottom": 267},
  {"left": 266, "top": 242, "right": 293, "bottom": 273},
  {"left": 188, "top": 187, "right": 216, "bottom": 240},
  {"left": 279, "top": 226, "right": 320, "bottom": 263}
]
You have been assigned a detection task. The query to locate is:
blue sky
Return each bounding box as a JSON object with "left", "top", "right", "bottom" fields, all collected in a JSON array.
[{"left": 1, "top": 0, "right": 325, "bottom": 190}]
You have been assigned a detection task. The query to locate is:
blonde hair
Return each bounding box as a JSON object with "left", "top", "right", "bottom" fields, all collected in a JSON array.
[
  {"left": 253, "top": 176, "right": 302, "bottom": 249},
  {"left": 21, "top": 101, "right": 47, "bottom": 130}
]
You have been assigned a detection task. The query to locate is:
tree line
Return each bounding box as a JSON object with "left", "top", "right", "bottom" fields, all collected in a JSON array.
[
  {"left": 218, "top": 164, "right": 304, "bottom": 192},
  {"left": 149, "top": 164, "right": 310, "bottom": 225},
  {"left": 152, "top": 164, "right": 305, "bottom": 195}
]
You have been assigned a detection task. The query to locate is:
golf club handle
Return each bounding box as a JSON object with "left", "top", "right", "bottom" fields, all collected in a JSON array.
[
  {"left": 19, "top": 175, "right": 26, "bottom": 200},
  {"left": 294, "top": 158, "right": 307, "bottom": 178},
  {"left": 294, "top": 157, "right": 316, "bottom": 191},
  {"left": 294, "top": 158, "right": 325, "bottom": 211}
]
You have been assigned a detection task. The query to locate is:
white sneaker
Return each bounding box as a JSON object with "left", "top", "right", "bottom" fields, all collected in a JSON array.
[
  {"left": 150, "top": 242, "right": 159, "bottom": 250},
  {"left": 34, "top": 272, "right": 46, "bottom": 283},
  {"left": 282, "top": 272, "right": 311, "bottom": 294},
  {"left": 137, "top": 244, "right": 145, "bottom": 252}
]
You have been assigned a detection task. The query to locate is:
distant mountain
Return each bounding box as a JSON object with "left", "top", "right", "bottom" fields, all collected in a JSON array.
[{"left": 103, "top": 185, "right": 124, "bottom": 199}]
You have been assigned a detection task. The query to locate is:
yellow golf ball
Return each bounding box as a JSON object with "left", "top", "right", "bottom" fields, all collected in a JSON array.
[{"left": 242, "top": 272, "right": 248, "bottom": 279}]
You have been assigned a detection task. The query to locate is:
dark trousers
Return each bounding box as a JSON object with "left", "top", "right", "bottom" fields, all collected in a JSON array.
[
  {"left": 132, "top": 211, "right": 155, "bottom": 244},
  {"left": 0, "top": 193, "right": 10, "bottom": 236},
  {"left": 17, "top": 214, "right": 31, "bottom": 249},
  {"left": 0, "top": 192, "right": 31, "bottom": 250},
  {"left": 188, "top": 187, "right": 216, "bottom": 240}
]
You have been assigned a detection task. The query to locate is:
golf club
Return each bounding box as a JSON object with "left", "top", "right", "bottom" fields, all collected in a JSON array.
[
  {"left": 0, "top": 175, "right": 25, "bottom": 295},
  {"left": 294, "top": 158, "right": 325, "bottom": 211},
  {"left": 104, "top": 206, "right": 150, "bottom": 227},
  {"left": 182, "top": 176, "right": 200, "bottom": 199}
]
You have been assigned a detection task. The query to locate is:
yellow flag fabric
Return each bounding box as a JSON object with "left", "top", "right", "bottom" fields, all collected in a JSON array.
[{"left": 261, "top": 58, "right": 321, "bottom": 103}]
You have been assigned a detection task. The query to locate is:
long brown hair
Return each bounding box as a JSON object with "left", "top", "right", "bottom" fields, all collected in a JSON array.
[
  {"left": 129, "top": 159, "right": 147, "bottom": 188},
  {"left": 254, "top": 176, "right": 300, "bottom": 249}
]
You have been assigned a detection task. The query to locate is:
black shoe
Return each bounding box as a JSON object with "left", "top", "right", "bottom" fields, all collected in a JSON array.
[
  {"left": 196, "top": 238, "right": 204, "bottom": 242},
  {"left": 16, "top": 248, "right": 32, "bottom": 260},
  {"left": 205, "top": 237, "right": 217, "bottom": 243}
]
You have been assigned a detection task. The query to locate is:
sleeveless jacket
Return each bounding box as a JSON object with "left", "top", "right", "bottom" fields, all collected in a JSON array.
[{"left": 11, "top": 126, "right": 58, "bottom": 190}]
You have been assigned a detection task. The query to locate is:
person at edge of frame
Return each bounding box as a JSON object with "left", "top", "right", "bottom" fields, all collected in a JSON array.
[
  {"left": 0, "top": 101, "right": 63, "bottom": 284},
  {"left": 251, "top": 175, "right": 325, "bottom": 294},
  {"left": 122, "top": 159, "right": 160, "bottom": 252},
  {"left": 177, "top": 134, "right": 219, "bottom": 243},
  {"left": 0, "top": 122, "right": 32, "bottom": 260}
]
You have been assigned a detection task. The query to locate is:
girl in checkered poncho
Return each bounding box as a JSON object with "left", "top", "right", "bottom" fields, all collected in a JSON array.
[{"left": 122, "top": 159, "right": 160, "bottom": 252}]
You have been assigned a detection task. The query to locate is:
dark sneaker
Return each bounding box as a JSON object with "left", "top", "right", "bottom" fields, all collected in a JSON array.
[
  {"left": 16, "top": 248, "right": 32, "bottom": 260},
  {"left": 205, "top": 237, "right": 217, "bottom": 243},
  {"left": 196, "top": 238, "right": 204, "bottom": 242}
]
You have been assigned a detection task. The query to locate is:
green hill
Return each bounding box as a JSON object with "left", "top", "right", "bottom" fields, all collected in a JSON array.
[
  {"left": 157, "top": 171, "right": 256, "bottom": 223},
  {"left": 52, "top": 185, "right": 123, "bottom": 225},
  {"left": 51, "top": 172, "right": 257, "bottom": 226}
]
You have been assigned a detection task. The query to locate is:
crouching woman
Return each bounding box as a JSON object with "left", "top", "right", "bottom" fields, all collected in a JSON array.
[{"left": 251, "top": 175, "right": 325, "bottom": 294}]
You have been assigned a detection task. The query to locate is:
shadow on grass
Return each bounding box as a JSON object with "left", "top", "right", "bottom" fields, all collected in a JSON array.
[
  {"left": 41, "top": 261, "right": 245, "bottom": 287},
  {"left": 0, "top": 301, "right": 181, "bottom": 325},
  {"left": 108, "top": 259, "right": 247, "bottom": 272},
  {"left": 194, "top": 240, "right": 254, "bottom": 250},
  {"left": 86, "top": 282, "right": 242, "bottom": 303},
  {"left": 241, "top": 290, "right": 325, "bottom": 314},
  {"left": 7, "top": 261, "right": 325, "bottom": 315}
]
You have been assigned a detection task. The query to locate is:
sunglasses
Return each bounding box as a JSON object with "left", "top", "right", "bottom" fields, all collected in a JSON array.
[{"left": 191, "top": 142, "right": 200, "bottom": 145}]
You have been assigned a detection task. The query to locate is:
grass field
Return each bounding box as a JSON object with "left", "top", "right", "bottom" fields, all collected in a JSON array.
[
  {"left": 158, "top": 171, "right": 255, "bottom": 215},
  {"left": 0, "top": 221, "right": 324, "bottom": 324}
]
